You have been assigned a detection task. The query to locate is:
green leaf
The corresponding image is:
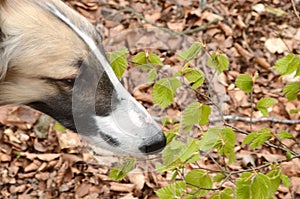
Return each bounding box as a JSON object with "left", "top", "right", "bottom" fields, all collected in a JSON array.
[
  {"left": 278, "top": 131, "right": 294, "bottom": 140},
  {"left": 183, "top": 68, "right": 205, "bottom": 89},
  {"left": 109, "top": 159, "right": 135, "bottom": 180},
  {"left": 211, "top": 188, "right": 234, "bottom": 199},
  {"left": 280, "top": 174, "right": 291, "bottom": 187},
  {"left": 252, "top": 173, "right": 271, "bottom": 199},
  {"left": 177, "top": 42, "right": 203, "bottom": 62},
  {"left": 152, "top": 77, "right": 181, "bottom": 109},
  {"left": 54, "top": 122, "right": 66, "bottom": 132},
  {"left": 256, "top": 98, "right": 277, "bottom": 116},
  {"left": 199, "top": 127, "right": 222, "bottom": 151},
  {"left": 185, "top": 170, "right": 212, "bottom": 197},
  {"left": 159, "top": 138, "right": 200, "bottom": 171},
  {"left": 107, "top": 47, "right": 129, "bottom": 79},
  {"left": 235, "top": 74, "right": 253, "bottom": 94},
  {"left": 267, "top": 169, "right": 282, "bottom": 198},
  {"left": 155, "top": 181, "right": 186, "bottom": 199},
  {"left": 147, "top": 69, "right": 157, "bottom": 83},
  {"left": 208, "top": 52, "right": 229, "bottom": 74},
  {"left": 181, "top": 102, "right": 211, "bottom": 132},
  {"left": 237, "top": 173, "right": 271, "bottom": 199},
  {"left": 274, "top": 54, "right": 300, "bottom": 76},
  {"left": 218, "top": 128, "right": 236, "bottom": 164},
  {"left": 243, "top": 128, "right": 273, "bottom": 149},
  {"left": 236, "top": 172, "right": 252, "bottom": 199},
  {"left": 290, "top": 108, "right": 300, "bottom": 114},
  {"left": 286, "top": 151, "right": 292, "bottom": 160},
  {"left": 132, "top": 52, "right": 147, "bottom": 65},
  {"left": 213, "top": 173, "right": 226, "bottom": 182},
  {"left": 200, "top": 127, "right": 236, "bottom": 164},
  {"left": 148, "top": 53, "right": 163, "bottom": 66},
  {"left": 283, "top": 82, "right": 300, "bottom": 101}
]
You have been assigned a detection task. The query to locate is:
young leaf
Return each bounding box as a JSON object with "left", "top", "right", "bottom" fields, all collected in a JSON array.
[
  {"left": 152, "top": 77, "right": 181, "bottom": 109},
  {"left": 177, "top": 42, "right": 203, "bottom": 62},
  {"left": 147, "top": 68, "right": 157, "bottom": 83},
  {"left": 256, "top": 98, "right": 277, "bottom": 116},
  {"left": 243, "top": 128, "right": 272, "bottom": 149},
  {"left": 218, "top": 128, "right": 236, "bottom": 164},
  {"left": 211, "top": 188, "right": 234, "bottom": 199},
  {"left": 132, "top": 52, "right": 147, "bottom": 65},
  {"left": 54, "top": 122, "right": 66, "bottom": 132},
  {"left": 266, "top": 169, "right": 282, "bottom": 198},
  {"left": 208, "top": 52, "right": 229, "bottom": 74},
  {"left": 235, "top": 74, "right": 253, "bottom": 94},
  {"left": 252, "top": 173, "right": 271, "bottom": 199},
  {"left": 107, "top": 47, "right": 129, "bottom": 79},
  {"left": 185, "top": 170, "right": 212, "bottom": 197},
  {"left": 290, "top": 108, "right": 300, "bottom": 114},
  {"left": 181, "top": 102, "right": 211, "bottom": 132},
  {"left": 109, "top": 159, "right": 135, "bottom": 180},
  {"left": 149, "top": 53, "right": 163, "bottom": 66},
  {"left": 199, "top": 127, "right": 222, "bottom": 152},
  {"left": 280, "top": 174, "right": 291, "bottom": 187},
  {"left": 160, "top": 138, "right": 200, "bottom": 171},
  {"left": 183, "top": 68, "right": 205, "bottom": 89},
  {"left": 155, "top": 181, "right": 186, "bottom": 199},
  {"left": 200, "top": 127, "right": 236, "bottom": 164},
  {"left": 213, "top": 173, "right": 226, "bottom": 182},
  {"left": 278, "top": 131, "right": 294, "bottom": 140},
  {"left": 283, "top": 82, "right": 300, "bottom": 101},
  {"left": 237, "top": 173, "right": 271, "bottom": 199},
  {"left": 274, "top": 54, "right": 300, "bottom": 76},
  {"left": 236, "top": 172, "right": 252, "bottom": 199}
]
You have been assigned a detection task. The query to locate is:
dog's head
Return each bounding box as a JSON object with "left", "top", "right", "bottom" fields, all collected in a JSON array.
[{"left": 0, "top": 0, "right": 166, "bottom": 156}]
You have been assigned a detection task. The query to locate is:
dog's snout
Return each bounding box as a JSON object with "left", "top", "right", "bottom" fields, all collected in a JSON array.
[{"left": 139, "top": 131, "right": 166, "bottom": 154}]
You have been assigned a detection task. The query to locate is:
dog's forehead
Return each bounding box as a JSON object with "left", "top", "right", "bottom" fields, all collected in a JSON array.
[{"left": 0, "top": 0, "right": 104, "bottom": 78}]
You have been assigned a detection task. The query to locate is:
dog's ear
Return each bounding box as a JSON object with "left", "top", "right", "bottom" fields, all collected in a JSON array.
[{"left": 0, "top": 0, "right": 6, "bottom": 8}]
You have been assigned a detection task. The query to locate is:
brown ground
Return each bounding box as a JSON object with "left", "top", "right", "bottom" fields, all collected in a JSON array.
[{"left": 1, "top": 0, "right": 300, "bottom": 198}]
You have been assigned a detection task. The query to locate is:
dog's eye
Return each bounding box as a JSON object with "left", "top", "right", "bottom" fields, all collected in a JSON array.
[
  {"left": 60, "top": 78, "right": 75, "bottom": 85},
  {"left": 43, "top": 77, "right": 75, "bottom": 87}
]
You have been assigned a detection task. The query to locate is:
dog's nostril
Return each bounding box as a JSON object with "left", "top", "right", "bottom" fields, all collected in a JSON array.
[{"left": 139, "top": 133, "right": 166, "bottom": 154}]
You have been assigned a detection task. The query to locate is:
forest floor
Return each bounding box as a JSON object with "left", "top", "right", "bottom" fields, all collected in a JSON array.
[{"left": 0, "top": 0, "right": 300, "bottom": 198}]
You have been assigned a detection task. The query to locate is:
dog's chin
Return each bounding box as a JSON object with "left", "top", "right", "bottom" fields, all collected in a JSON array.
[{"left": 83, "top": 133, "right": 148, "bottom": 158}]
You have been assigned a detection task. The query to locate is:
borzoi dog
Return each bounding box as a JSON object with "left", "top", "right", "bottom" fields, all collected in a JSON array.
[{"left": 0, "top": 0, "right": 166, "bottom": 156}]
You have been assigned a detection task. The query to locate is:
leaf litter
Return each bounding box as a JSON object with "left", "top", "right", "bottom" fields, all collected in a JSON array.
[{"left": 1, "top": 0, "right": 300, "bottom": 198}]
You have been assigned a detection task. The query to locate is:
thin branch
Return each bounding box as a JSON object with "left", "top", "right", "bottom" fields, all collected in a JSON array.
[
  {"left": 185, "top": 154, "right": 300, "bottom": 191},
  {"left": 291, "top": 0, "right": 300, "bottom": 21},
  {"left": 211, "top": 115, "right": 300, "bottom": 124},
  {"left": 153, "top": 115, "right": 300, "bottom": 125},
  {"left": 225, "top": 123, "right": 299, "bottom": 156},
  {"left": 98, "top": 2, "right": 218, "bottom": 36}
]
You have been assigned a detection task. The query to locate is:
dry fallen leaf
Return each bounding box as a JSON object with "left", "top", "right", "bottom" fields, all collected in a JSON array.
[{"left": 265, "top": 38, "right": 288, "bottom": 53}]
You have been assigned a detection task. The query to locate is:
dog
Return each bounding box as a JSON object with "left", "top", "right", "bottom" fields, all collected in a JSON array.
[{"left": 0, "top": 0, "right": 166, "bottom": 156}]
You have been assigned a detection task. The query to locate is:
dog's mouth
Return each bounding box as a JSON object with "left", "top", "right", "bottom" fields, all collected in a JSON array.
[{"left": 90, "top": 100, "right": 166, "bottom": 156}]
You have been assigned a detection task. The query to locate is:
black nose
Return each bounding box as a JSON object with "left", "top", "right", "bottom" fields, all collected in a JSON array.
[{"left": 139, "top": 132, "right": 166, "bottom": 154}]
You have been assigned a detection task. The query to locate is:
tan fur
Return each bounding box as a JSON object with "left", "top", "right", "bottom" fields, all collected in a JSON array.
[{"left": 0, "top": 0, "right": 98, "bottom": 105}]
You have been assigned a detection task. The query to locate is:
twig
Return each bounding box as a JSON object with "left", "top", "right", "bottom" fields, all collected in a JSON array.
[
  {"left": 291, "top": 0, "right": 300, "bottom": 22},
  {"left": 225, "top": 123, "right": 298, "bottom": 156},
  {"left": 98, "top": 2, "right": 218, "bottom": 36},
  {"left": 153, "top": 115, "right": 300, "bottom": 125},
  {"left": 211, "top": 115, "right": 300, "bottom": 124},
  {"left": 185, "top": 154, "right": 300, "bottom": 191}
]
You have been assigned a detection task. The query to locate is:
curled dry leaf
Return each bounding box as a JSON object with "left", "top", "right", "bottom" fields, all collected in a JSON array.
[
  {"left": 56, "top": 130, "right": 82, "bottom": 150},
  {"left": 127, "top": 168, "right": 145, "bottom": 191},
  {"left": 20, "top": 152, "right": 61, "bottom": 162},
  {"left": 234, "top": 43, "right": 254, "bottom": 61},
  {"left": 110, "top": 182, "right": 135, "bottom": 193}
]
